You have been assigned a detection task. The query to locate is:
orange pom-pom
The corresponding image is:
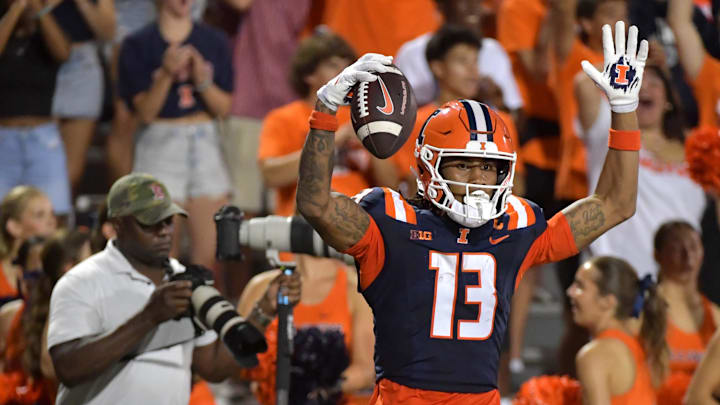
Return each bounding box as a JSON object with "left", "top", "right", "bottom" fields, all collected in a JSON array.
[
  {"left": 513, "top": 375, "right": 582, "bottom": 405},
  {"left": 0, "top": 371, "right": 50, "bottom": 405},
  {"left": 657, "top": 372, "right": 693, "bottom": 405},
  {"left": 685, "top": 126, "right": 720, "bottom": 194},
  {"left": 239, "top": 319, "right": 279, "bottom": 405}
]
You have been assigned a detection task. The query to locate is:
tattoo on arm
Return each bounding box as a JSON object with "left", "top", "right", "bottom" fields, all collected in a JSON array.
[
  {"left": 322, "top": 194, "right": 370, "bottom": 248},
  {"left": 564, "top": 199, "right": 607, "bottom": 250},
  {"left": 297, "top": 122, "right": 369, "bottom": 251},
  {"left": 297, "top": 129, "right": 335, "bottom": 212}
]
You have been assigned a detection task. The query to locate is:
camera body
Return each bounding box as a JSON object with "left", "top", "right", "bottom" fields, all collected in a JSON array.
[
  {"left": 169, "top": 264, "right": 267, "bottom": 366},
  {"left": 214, "top": 205, "right": 244, "bottom": 261}
]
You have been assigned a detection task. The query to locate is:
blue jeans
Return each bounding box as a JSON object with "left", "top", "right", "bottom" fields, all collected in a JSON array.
[{"left": 0, "top": 123, "right": 72, "bottom": 214}]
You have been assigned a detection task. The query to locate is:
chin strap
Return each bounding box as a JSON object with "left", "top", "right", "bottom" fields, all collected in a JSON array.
[{"left": 446, "top": 190, "right": 493, "bottom": 228}]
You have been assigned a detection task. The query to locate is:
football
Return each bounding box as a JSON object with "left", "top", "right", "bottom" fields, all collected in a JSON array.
[{"left": 350, "top": 65, "right": 417, "bottom": 159}]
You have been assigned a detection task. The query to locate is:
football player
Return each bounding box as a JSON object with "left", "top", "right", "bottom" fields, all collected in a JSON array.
[{"left": 296, "top": 21, "right": 647, "bottom": 404}]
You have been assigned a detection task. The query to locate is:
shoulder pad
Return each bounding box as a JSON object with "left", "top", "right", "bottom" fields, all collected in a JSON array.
[
  {"left": 504, "top": 195, "right": 544, "bottom": 231},
  {"left": 352, "top": 187, "right": 417, "bottom": 225}
]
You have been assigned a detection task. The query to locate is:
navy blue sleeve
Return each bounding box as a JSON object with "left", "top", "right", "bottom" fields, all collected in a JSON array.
[
  {"left": 118, "top": 34, "right": 153, "bottom": 110},
  {"left": 210, "top": 30, "right": 233, "bottom": 93}
]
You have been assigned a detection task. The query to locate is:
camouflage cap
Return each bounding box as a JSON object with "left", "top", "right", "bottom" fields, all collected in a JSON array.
[{"left": 107, "top": 173, "right": 187, "bottom": 225}]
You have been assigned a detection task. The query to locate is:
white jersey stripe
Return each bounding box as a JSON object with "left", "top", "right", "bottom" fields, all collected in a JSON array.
[
  {"left": 507, "top": 196, "right": 528, "bottom": 228},
  {"left": 391, "top": 191, "right": 407, "bottom": 222}
]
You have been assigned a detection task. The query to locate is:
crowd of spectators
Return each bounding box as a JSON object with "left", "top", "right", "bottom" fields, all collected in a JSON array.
[{"left": 1, "top": 0, "right": 720, "bottom": 403}]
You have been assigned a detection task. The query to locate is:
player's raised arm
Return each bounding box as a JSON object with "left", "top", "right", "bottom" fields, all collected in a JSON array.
[
  {"left": 296, "top": 54, "right": 392, "bottom": 251},
  {"left": 561, "top": 21, "right": 647, "bottom": 250}
]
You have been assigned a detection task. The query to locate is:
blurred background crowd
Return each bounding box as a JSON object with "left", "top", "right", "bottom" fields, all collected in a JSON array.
[{"left": 1, "top": 0, "right": 720, "bottom": 403}]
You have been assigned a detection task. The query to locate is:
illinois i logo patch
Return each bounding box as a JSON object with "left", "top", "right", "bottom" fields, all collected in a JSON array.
[{"left": 609, "top": 56, "right": 638, "bottom": 91}]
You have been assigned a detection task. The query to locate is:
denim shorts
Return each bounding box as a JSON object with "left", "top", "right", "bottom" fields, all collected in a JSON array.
[
  {"left": 133, "top": 121, "right": 231, "bottom": 202},
  {"left": 0, "top": 123, "right": 72, "bottom": 214},
  {"left": 52, "top": 42, "right": 104, "bottom": 119}
]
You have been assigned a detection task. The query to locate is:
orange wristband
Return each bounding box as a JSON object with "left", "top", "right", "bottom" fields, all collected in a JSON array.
[
  {"left": 608, "top": 129, "right": 641, "bottom": 151},
  {"left": 309, "top": 110, "right": 339, "bottom": 132}
]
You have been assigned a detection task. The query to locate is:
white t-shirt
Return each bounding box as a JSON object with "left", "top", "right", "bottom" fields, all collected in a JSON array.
[
  {"left": 394, "top": 32, "right": 524, "bottom": 110},
  {"left": 48, "top": 241, "right": 217, "bottom": 405},
  {"left": 580, "top": 100, "right": 706, "bottom": 278}
]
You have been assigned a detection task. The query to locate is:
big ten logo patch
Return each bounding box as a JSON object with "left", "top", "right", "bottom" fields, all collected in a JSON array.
[
  {"left": 609, "top": 56, "right": 638, "bottom": 90},
  {"left": 410, "top": 229, "right": 433, "bottom": 241},
  {"left": 178, "top": 84, "right": 196, "bottom": 109}
]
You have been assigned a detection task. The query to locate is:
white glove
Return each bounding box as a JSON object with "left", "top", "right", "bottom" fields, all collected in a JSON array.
[
  {"left": 316, "top": 53, "right": 394, "bottom": 112},
  {"left": 581, "top": 21, "right": 648, "bottom": 113}
]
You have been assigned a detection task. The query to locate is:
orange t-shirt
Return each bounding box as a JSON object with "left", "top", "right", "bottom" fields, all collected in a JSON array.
[
  {"left": 596, "top": 329, "right": 656, "bottom": 405},
  {"left": 666, "top": 296, "right": 717, "bottom": 375},
  {"left": 551, "top": 40, "right": 602, "bottom": 200},
  {"left": 0, "top": 262, "right": 19, "bottom": 305},
  {"left": 395, "top": 102, "right": 524, "bottom": 180},
  {"left": 257, "top": 101, "right": 370, "bottom": 216},
  {"left": 321, "top": 0, "right": 441, "bottom": 57},
  {"left": 497, "top": 0, "right": 562, "bottom": 172},
  {"left": 691, "top": 54, "right": 720, "bottom": 128},
  {"left": 244, "top": 267, "right": 355, "bottom": 405},
  {"left": 497, "top": 0, "right": 557, "bottom": 122}
]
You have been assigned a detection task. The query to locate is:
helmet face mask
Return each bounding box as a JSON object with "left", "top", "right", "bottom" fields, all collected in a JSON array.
[{"left": 415, "top": 100, "right": 517, "bottom": 228}]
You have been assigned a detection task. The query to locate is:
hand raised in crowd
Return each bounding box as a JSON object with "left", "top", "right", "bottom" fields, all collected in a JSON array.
[
  {"left": 645, "top": 39, "right": 668, "bottom": 71},
  {"left": 161, "top": 45, "right": 193, "bottom": 77},
  {"left": 143, "top": 280, "right": 193, "bottom": 324},
  {"left": 257, "top": 271, "right": 302, "bottom": 317},
  {"left": 187, "top": 46, "right": 212, "bottom": 86}
]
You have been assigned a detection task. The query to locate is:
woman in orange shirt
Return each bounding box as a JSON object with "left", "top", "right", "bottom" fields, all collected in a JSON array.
[
  {"left": 237, "top": 254, "right": 375, "bottom": 405},
  {"left": 654, "top": 221, "right": 719, "bottom": 400},
  {"left": 567, "top": 256, "right": 668, "bottom": 405},
  {"left": 0, "top": 186, "right": 57, "bottom": 308}
]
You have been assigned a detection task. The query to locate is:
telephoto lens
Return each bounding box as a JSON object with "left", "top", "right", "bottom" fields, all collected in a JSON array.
[
  {"left": 191, "top": 285, "right": 268, "bottom": 366},
  {"left": 171, "top": 264, "right": 268, "bottom": 367}
]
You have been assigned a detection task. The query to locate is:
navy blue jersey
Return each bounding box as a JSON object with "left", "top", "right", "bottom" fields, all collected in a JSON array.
[
  {"left": 345, "top": 187, "right": 578, "bottom": 393},
  {"left": 118, "top": 23, "right": 233, "bottom": 118}
]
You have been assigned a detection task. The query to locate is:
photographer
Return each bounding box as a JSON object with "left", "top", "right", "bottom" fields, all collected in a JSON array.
[{"left": 47, "top": 173, "right": 299, "bottom": 405}]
